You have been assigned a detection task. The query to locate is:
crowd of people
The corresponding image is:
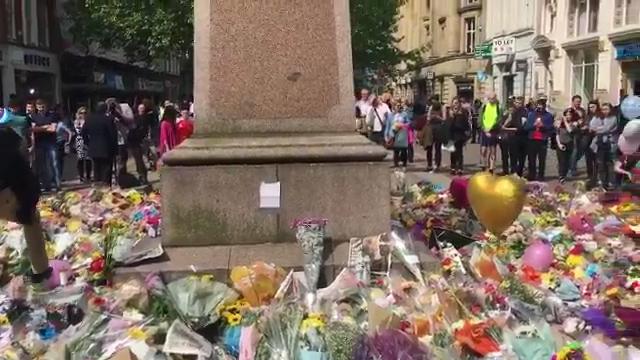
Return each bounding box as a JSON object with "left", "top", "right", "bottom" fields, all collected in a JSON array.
[
  {"left": 355, "top": 88, "right": 640, "bottom": 191},
  {"left": 0, "top": 97, "right": 195, "bottom": 192}
]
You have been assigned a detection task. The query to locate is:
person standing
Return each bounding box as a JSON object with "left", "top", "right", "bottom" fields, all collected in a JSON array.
[
  {"left": 567, "top": 95, "right": 587, "bottom": 177},
  {"left": 584, "top": 101, "right": 599, "bottom": 187},
  {"left": 355, "top": 88, "right": 371, "bottom": 136},
  {"left": 449, "top": 98, "right": 470, "bottom": 175},
  {"left": 0, "top": 100, "right": 31, "bottom": 158},
  {"left": 498, "top": 102, "right": 514, "bottom": 175},
  {"left": 479, "top": 93, "right": 501, "bottom": 173},
  {"left": 471, "top": 99, "right": 482, "bottom": 143},
  {"left": 421, "top": 102, "right": 445, "bottom": 172},
  {"left": 159, "top": 105, "right": 178, "bottom": 159},
  {"left": 589, "top": 103, "right": 617, "bottom": 189},
  {"left": 366, "top": 96, "right": 391, "bottom": 145},
  {"left": 177, "top": 106, "right": 195, "bottom": 145},
  {"left": 31, "top": 99, "right": 60, "bottom": 192},
  {"left": 73, "top": 107, "right": 91, "bottom": 183},
  {"left": 54, "top": 107, "right": 73, "bottom": 183},
  {"left": 524, "top": 98, "right": 555, "bottom": 181},
  {"left": 555, "top": 109, "right": 576, "bottom": 183},
  {"left": 501, "top": 97, "right": 529, "bottom": 177},
  {"left": 123, "top": 103, "right": 152, "bottom": 184},
  {"left": 83, "top": 102, "right": 118, "bottom": 186},
  {"left": 403, "top": 99, "right": 416, "bottom": 164},
  {"left": 389, "top": 102, "right": 410, "bottom": 168}
]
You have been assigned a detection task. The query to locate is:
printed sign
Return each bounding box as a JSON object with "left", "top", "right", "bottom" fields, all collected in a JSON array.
[
  {"left": 615, "top": 42, "right": 640, "bottom": 60},
  {"left": 492, "top": 37, "right": 516, "bottom": 56},
  {"left": 475, "top": 42, "right": 492, "bottom": 59}
]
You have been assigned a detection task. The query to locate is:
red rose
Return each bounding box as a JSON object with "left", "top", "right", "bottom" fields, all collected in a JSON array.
[
  {"left": 91, "top": 296, "right": 106, "bottom": 307},
  {"left": 89, "top": 257, "right": 106, "bottom": 273},
  {"left": 569, "top": 244, "right": 584, "bottom": 255}
]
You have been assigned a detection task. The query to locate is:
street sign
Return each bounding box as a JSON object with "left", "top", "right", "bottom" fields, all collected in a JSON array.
[
  {"left": 474, "top": 42, "right": 492, "bottom": 59},
  {"left": 492, "top": 36, "right": 516, "bottom": 56}
]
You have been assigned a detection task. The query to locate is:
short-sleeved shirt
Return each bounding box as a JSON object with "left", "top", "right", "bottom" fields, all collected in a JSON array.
[{"left": 31, "top": 113, "right": 57, "bottom": 146}]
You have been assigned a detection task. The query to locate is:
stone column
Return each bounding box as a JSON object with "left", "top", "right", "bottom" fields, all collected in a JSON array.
[{"left": 161, "top": 0, "right": 389, "bottom": 246}]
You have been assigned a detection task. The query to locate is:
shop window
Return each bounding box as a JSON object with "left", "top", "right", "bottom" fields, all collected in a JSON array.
[
  {"left": 463, "top": 17, "right": 476, "bottom": 54},
  {"left": 568, "top": 0, "right": 599, "bottom": 36},
  {"left": 570, "top": 49, "right": 599, "bottom": 101},
  {"left": 615, "top": 0, "right": 640, "bottom": 26}
]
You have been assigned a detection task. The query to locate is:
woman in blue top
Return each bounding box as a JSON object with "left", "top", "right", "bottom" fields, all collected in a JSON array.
[{"left": 389, "top": 101, "right": 410, "bottom": 168}]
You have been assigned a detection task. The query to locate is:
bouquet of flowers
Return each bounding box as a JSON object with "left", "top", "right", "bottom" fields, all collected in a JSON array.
[
  {"left": 255, "top": 302, "right": 304, "bottom": 360},
  {"left": 87, "top": 226, "right": 119, "bottom": 286},
  {"left": 293, "top": 218, "right": 327, "bottom": 310},
  {"left": 299, "top": 312, "right": 328, "bottom": 359}
]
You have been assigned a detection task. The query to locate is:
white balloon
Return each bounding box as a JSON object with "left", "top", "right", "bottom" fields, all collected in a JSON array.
[{"left": 621, "top": 95, "right": 640, "bottom": 120}]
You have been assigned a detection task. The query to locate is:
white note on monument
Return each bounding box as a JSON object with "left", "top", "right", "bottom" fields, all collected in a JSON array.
[{"left": 260, "top": 181, "right": 280, "bottom": 208}]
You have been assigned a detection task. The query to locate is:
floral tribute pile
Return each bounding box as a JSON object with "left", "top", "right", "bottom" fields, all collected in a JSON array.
[{"left": 0, "top": 178, "right": 637, "bottom": 359}]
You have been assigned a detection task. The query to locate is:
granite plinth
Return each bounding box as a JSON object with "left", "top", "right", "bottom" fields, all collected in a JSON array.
[
  {"left": 161, "top": 134, "right": 389, "bottom": 246},
  {"left": 194, "top": 0, "right": 354, "bottom": 135}
]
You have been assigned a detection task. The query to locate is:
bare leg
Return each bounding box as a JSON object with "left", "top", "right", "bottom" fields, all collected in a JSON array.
[
  {"left": 480, "top": 146, "right": 488, "bottom": 169},
  {"left": 488, "top": 146, "right": 497, "bottom": 172}
]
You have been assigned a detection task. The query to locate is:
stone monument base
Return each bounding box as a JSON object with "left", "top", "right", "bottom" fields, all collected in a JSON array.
[{"left": 161, "top": 133, "right": 389, "bottom": 246}]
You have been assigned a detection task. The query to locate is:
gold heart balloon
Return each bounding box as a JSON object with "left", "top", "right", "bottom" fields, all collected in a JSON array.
[{"left": 467, "top": 172, "right": 526, "bottom": 236}]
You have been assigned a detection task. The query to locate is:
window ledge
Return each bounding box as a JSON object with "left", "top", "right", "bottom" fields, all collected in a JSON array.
[
  {"left": 458, "top": 3, "right": 481, "bottom": 14},
  {"left": 561, "top": 35, "right": 599, "bottom": 51}
]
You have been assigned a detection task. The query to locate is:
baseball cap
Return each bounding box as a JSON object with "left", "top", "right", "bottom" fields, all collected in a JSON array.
[{"left": 618, "top": 119, "right": 640, "bottom": 155}]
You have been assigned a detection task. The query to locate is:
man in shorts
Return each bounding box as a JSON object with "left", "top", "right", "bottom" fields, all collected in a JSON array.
[{"left": 479, "top": 92, "right": 502, "bottom": 173}]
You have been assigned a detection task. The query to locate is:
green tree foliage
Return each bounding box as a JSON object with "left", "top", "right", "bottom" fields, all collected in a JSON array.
[
  {"left": 63, "top": 0, "right": 193, "bottom": 65},
  {"left": 350, "top": 0, "right": 421, "bottom": 90}
]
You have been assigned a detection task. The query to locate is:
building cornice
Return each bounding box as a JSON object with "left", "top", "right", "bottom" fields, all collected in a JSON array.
[
  {"left": 423, "top": 53, "right": 475, "bottom": 66},
  {"left": 486, "top": 28, "right": 535, "bottom": 41},
  {"left": 609, "top": 27, "right": 640, "bottom": 43},
  {"left": 561, "top": 35, "right": 599, "bottom": 51},
  {"left": 458, "top": 3, "right": 482, "bottom": 14}
]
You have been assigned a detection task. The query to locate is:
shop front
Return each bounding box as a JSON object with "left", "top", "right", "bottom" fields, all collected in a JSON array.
[
  {"left": 3, "top": 45, "right": 61, "bottom": 105},
  {"left": 614, "top": 41, "right": 640, "bottom": 96}
]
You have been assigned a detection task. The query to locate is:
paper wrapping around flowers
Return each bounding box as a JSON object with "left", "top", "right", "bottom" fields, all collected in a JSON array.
[
  {"left": 230, "top": 262, "right": 286, "bottom": 307},
  {"left": 295, "top": 223, "right": 326, "bottom": 293}
]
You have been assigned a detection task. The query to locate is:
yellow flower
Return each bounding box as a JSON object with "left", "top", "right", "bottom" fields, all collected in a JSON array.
[
  {"left": 301, "top": 313, "right": 326, "bottom": 332},
  {"left": 566, "top": 254, "right": 585, "bottom": 268},
  {"left": 127, "top": 327, "right": 147, "bottom": 340},
  {"left": 227, "top": 313, "right": 242, "bottom": 326},
  {"left": 540, "top": 273, "right": 557, "bottom": 288},
  {"left": 572, "top": 267, "right": 586, "bottom": 279},
  {"left": 0, "top": 314, "right": 9, "bottom": 326},
  {"left": 91, "top": 251, "right": 102, "bottom": 259},
  {"left": 605, "top": 287, "right": 620, "bottom": 298},
  {"left": 45, "top": 242, "right": 56, "bottom": 259}
]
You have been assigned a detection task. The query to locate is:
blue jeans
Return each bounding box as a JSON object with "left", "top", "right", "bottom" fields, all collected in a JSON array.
[{"left": 34, "top": 143, "right": 60, "bottom": 190}]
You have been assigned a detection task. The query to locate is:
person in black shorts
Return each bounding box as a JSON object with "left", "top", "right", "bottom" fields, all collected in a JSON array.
[{"left": 0, "top": 126, "right": 68, "bottom": 289}]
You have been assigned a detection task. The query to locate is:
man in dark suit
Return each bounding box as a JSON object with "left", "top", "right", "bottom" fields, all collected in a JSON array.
[{"left": 82, "top": 102, "right": 118, "bottom": 186}]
